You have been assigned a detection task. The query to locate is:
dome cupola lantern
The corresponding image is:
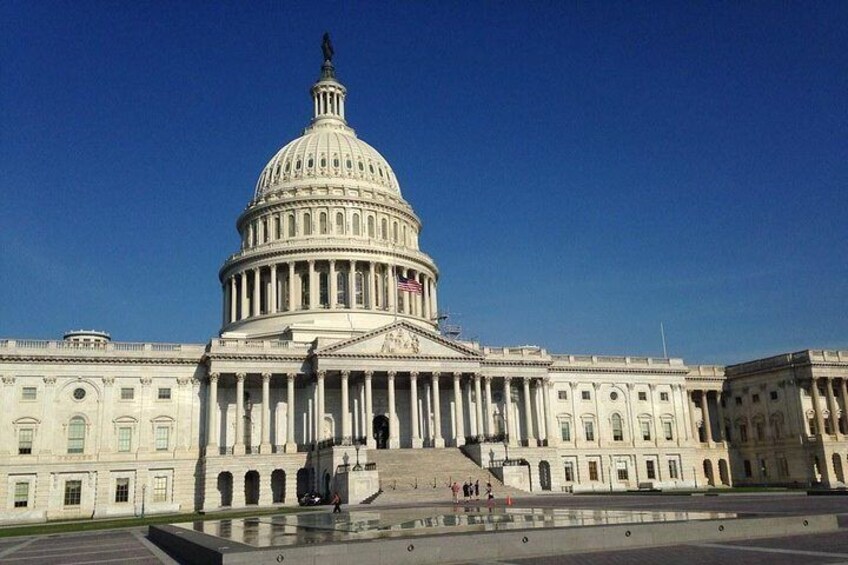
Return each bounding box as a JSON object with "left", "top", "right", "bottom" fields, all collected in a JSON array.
[{"left": 309, "top": 33, "right": 348, "bottom": 131}]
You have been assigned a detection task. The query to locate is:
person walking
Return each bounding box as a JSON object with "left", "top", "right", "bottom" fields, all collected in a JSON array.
[
  {"left": 486, "top": 481, "right": 494, "bottom": 507},
  {"left": 331, "top": 491, "right": 342, "bottom": 514},
  {"left": 451, "top": 481, "right": 460, "bottom": 503},
  {"left": 462, "top": 481, "right": 469, "bottom": 500},
  {"left": 474, "top": 479, "right": 480, "bottom": 500}
]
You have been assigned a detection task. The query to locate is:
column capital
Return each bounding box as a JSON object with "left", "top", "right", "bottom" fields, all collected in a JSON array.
[
  {"left": 316, "top": 370, "right": 326, "bottom": 380},
  {"left": 329, "top": 258, "right": 336, "bottom": 266},
  {"left": 253, "top": 266, "right": 260, "bottom": 273},
  {"left": 43, "top": 376, "right": 57, "bottom": 386},
  {"left": 286, "top": 372, "right": 297, "bottom": 381},
  {"left": 626, "top": 382, "right": 636, "bottom": 391},
  {"left": 208, "top": 372, "right": 220, "bottom": 383},
  {"left": 387, "top": 370, "right": 396, "bottom": 379},
  {"left": 101, "top": 376, "right": 115, "bottom": 386},
  {"left": 473, "top": 372, "right": 482, "bottom": 381},
  {"left": 235, "top": 372, "right": 246, "bottom": 382},
  {"left": 484, "top": 375, "right": 493, "bottom": 384},
  {"left": 364, "top": 370, "right": 374, "bottom": 379},
  {"left": 453, "top": 372, "right": 463, "bottom": 380},
  {"left": 261, "top": 372, "right": 272, "bottom": 382},
  {"left": 340, "top": 369, "right": 350, "bottom": 378},
  {"left": 503, "top": 375, "right": 512, "bottom": 384},
  {"left": 592, "top": 381, "right": 601, "bottom": 390},
  {"left": 431, "top": 371, "right": 441, "bottom": 379},
  {"left": 410, "top": 371, "right": 419, "bottom": 379}
]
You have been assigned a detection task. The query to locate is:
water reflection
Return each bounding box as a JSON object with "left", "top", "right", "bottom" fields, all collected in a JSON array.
[{"left": 174, "top": 507, "right": 737, "bottom": 548}]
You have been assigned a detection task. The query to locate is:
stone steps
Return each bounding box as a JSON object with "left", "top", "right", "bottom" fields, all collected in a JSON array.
[{"left": 364, "top": 447, "right": 526, "bottom": 505}]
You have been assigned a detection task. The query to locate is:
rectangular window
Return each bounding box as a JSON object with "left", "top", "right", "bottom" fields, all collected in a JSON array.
[
  {"left": 115, "top": 478, "right": 130, "bottom": 503},
  {"left": 808, "top": 418, "right": 817, "bottom": 436},
  {"left": 663, "top": 421, "right": 674, "bottom": 441},
  {"left": 120, "top": 387, "right": 134, "bottom": 400},
  {"left": 660, "top": 392, "right": 669, "bottom": 401},
  {"left": 153, "top": 476, "right": 168, "bottom": 503},
  {"left": 560, "top": 420, "right": 571, "bottom": 442},
  {"left": 581, "top": 390, "right": 591, "bottom": 401},
  {"left": 157, "top": 388, "right": 171, "bottom": 400},
  {"left": 640, "top": 421, "right": 651, "bottom": 441},
  {"left": 18, "top": 428, "right": 34, "bottom": 455},
  {"left": 752, "top": 393, "right": 760, "bottom": 404},
  {"left": 743, "top": 460, "right": 752, "bottom": 478},
  {"left": 155, "top": 426, "right": 170, "bottom": 451},
  {"left": 616, "top": 460, "right": 629, "bottom": 481},
  {"left": 557, "top": 390, "right": 568, "bottom": 400},
  {"left": 21, "top": 386, "right": 37, "bottom": 400},
  {"left": 646, "top": 460, "right": 656, "bottom": 480},
  {"left": 64, "top": 480, "right": 82, "bottom": 506},
  {"left": 667, "top": 459, "right": 679, "bottom": 479},
  {"left": 564, "top": 461, "right": 574, "bottom": 482},
  {"left": 735, "top": 396, "right": 742, "bottom": 405},
  {"left": 755, "top": 421, "right": 765, "bottom": 441},
  {"left": 118, "top": 427, "right": 132, "bottom": 453},
  {"left": 638, "top": 391, "right": 647, "bottom": 401},
  {"left": 588, "top": 460, "right": 599, "bottom": 481},
  {"left": 583, "top": 421, "right": 595, "bottom": 442},
  {"left": 770, "top": 390, "right": 779, "bottom": 401},
  {"left": 740, "top": 424, "right": 748, "bottom": 442},
  {"left": 14, "top": 482, "right": 29, "bottom": 508},
  {"left": 777, "top": 456, "right": 789, "bottom": 478}
]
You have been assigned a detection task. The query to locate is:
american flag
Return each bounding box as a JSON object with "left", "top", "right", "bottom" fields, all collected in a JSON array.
[{"left": 397, "top": 275, "right": 423, "bottom": 294}]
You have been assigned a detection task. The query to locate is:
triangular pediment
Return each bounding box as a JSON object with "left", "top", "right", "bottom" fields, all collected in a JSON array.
[{"left": 315, "top": 321, "right": 483, "bottom": 359}]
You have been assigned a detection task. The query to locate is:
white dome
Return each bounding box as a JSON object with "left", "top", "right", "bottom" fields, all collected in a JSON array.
[{"left": 254, "top": 128, "right": 400, "bottom": 198}]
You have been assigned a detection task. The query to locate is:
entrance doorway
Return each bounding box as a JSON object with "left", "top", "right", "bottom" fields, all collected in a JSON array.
[
  {"left": 539, "top": 461, "right": 552, "bottom": 491},
  {"left": 373, "top": 415, "right": 390, "bottom": 449}
]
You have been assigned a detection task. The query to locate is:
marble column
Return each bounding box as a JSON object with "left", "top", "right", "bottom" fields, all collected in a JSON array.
[
  {"left": 432, "top": 372, "right": 444, "bottom": 447},
  {"left": 453, "top": 372, "right": 466, "bottom": 447},
  {"left": 410, "top": 372, "right": 422, "bottom": 448},
  {"left": 368, "top": 261, "right": 377, "bottom": 310},
  {"left": 341, "top": 370, "right": 350, "bottom": 442},
  {"left": 252, "top": 267, "right": 261, "bottom": 316},
  {"left": 260, "top": 373, "right": 272, "bottom": 454},
  {"left": 504, "top": 377, "right": 517, "bottom": 446},
  {"left": 286, "top": 373, "right": 297, "bottom": 453},
  {"left": 543, "top": 378, "right": 557, "bottom": 446},
  {"left": 688, "top": 391, "right": 699, "bottom": 441},
  {"left": 239, "top": 272, "right": 248, "bottom": 319},
  {"left": 465, "top": 379, "right": 477, "bottom": 437},
  {"left": 234, "top": 373, "right": 246, "bottom": 455},
  {"left": 715, "top": 391, "right": 726, "bottom": 442},
  {"left": 523, "top": 377, "right": 536, "bottom": 445},
  {"left": 484, "top": 376, "right": 494, "bottom": 438},
  {"left": 316, "top": 371, "right": 326, "bottom": 442},
  {"left": 701, "top": 390, "right": 713, "bottom": 444},
  {"left": 388, "top": 371, "right": 399, "bottom": 448},
  {"left": 534, "top": 379, "right": 547, "bottom": 443},
  {"left": 207, "top": 373, "right": 219, "bottom": 453},
  {"left": 473, "top": 374, "right": 484, "bottom": 441},
  {"left": 365, "top": 371, "right": 375, "bottom": 448},
  {"left": 269, "top": 265, "right": 277, "bottom": 314},
  {"left": 811, "top": 378, "right": 825, "bottom": 438},
  {"left": 288, "top": 262, "right": 296, "bottom": 311},
  {"left": 229, "top": 277, "right": 237, "bottom": 323},
  {"left": 825, "top": 378, "right": 840, "bottom": 439}
]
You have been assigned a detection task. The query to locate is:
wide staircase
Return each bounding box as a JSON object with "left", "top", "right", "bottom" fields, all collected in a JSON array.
[{"left": 364, "top": 448, "right": 526, "bottom": 505}]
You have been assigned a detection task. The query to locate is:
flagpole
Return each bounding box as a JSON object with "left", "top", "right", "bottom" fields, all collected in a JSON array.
[{"left": 392, "top": 265, "right": 398, "bottom": 323}]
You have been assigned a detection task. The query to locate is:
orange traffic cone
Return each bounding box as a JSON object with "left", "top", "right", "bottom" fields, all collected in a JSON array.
[{"left": 506, "top": 495, "right": 512, "bottom": 506}]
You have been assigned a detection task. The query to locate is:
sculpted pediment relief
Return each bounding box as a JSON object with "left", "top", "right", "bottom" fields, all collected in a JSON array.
[{"left": 317, "top": 322, "right": 481, "bottom": 359}]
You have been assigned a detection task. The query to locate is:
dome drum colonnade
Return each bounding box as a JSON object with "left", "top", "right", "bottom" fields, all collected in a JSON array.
[
  {"left": 203, "top": 369, "right": 559, "bottom": 454},
  {"left": 218, "top": 49, "right": 438, "bottom": 337}
]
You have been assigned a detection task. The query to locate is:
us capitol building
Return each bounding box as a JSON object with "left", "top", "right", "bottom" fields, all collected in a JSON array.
[{"left": 2, "top": 41, "right": 847, "bottom": 524}]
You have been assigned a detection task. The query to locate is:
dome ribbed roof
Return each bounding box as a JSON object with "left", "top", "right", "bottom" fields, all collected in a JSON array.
[{"left": 253, "top": 128, "right": 400, "bottom": 198}]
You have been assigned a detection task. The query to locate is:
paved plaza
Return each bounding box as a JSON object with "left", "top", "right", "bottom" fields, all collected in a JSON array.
[{"left": 2, "top": 494, "right": 848, "bottom": 564}]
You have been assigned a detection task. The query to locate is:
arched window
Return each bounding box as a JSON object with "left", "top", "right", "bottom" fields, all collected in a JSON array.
[
  {"left": 319, "top": 212, "right": 328, "bottom": 235},
  {"left": 335, "top": 212, "right": 344, "bottom": 235},
  {"left": 336, "top": 272, "right": 347, "bottom": 307},
  {"left": 611, "top": 414, "right": 624, "bottom": 442},
  {"left": 381, "top": 219, "right": 388, "bottom": 240},
  {"left": 367, "top": 216, "right": 375, "bottom": 238},
  {"left": 355, "top": 271, "right": 365, "bottom": 306},
  {"left": 68, "top": 417, "right": 85, "bottom": 454},
  {"left": 287, "top": 214, "right": 295, "bottom": 237},
  {"left": 303, "top": 213, "right": 312, "bottom": 236},
  {"left": 352, "top": 213, "right": 361, "bottom": 235}
]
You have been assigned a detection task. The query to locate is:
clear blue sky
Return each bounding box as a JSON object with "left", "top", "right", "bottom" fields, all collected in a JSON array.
[{"left": 1, "top": 2, "right": 846, "bottom": 364}]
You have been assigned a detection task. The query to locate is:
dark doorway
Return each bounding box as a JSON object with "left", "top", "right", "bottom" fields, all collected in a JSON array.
[
  {"left": 245, "top": 470, "right": 260, "bottom": 505},
  {"left": 323, "top": 472, "right": 331, "bottom": 498},
  {"left": 217, "top": 472, "right": 233, "bottom": 507},
  {"left": 373, "top": 415, "right": 390, "bottom": 449},
  {"left": 296, "top": 468, "right": 311, "bottom": 498},
  {"left": 271, "top": 469, "right": 286, "bottom": 503}
]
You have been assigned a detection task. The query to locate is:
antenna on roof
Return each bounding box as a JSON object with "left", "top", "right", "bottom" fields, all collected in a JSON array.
[{"left": 660, "top": 322, "right": 669, "bottom": 358}]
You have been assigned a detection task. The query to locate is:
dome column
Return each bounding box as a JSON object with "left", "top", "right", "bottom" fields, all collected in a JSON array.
[
  {"left": 269, "top": 265, "right": 277, "bottom": 314},
  {"left": 229, "top": 277, "right": 237, "bottom": 323},
  {"left": 239, "top": 272, "right": 248, "bottom": 320},
  {"left": 252, "top": 268, "right": 261, "bottom": 316},
  {"left": 329, "top": 260, "right": 337, "bottom": 309},
  {"left": 368, "top": 261, "right": 377, "bottom": 310},
  {"left": 308, "top": 260, "right": 317, "bottom": 310}
]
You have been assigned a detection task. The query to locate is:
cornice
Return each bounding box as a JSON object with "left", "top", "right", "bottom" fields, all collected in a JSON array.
[
  {"left": 0, "top": 354, "right": 202, "bottom": 366},
  {"left": 239, "top": 194, "right": 421, "bottom": 229},
  {"left": 549, "top": 365, "right": 690, "bottom": 376}
]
